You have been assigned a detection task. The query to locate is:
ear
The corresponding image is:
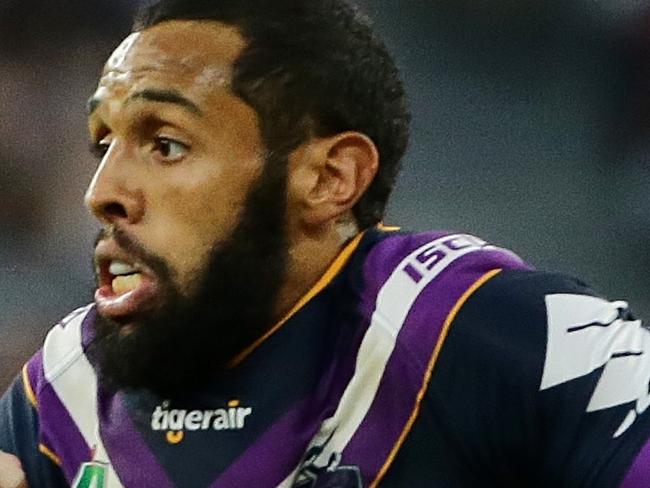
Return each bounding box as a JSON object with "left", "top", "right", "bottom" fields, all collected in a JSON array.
[{"left": 289, "top": 132, "right": 379, "bottom": 228}]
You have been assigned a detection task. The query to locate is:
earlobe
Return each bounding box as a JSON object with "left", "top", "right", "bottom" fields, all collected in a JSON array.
[{"left": 298, "top": 132, "right": 379, "bottom": 227}]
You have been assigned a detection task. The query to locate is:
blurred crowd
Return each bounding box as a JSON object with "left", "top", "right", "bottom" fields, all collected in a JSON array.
[
  {"left": 1, "top": 0, "right": 650, "bottom": 390},
  {"left": 0, "top": 0, "right": 135, "bottom": 387}
]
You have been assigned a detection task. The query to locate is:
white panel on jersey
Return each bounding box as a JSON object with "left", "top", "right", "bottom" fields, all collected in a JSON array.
[
  {"left": 541, "top": 294, "right": 650, "bottom": 438},
  {"left": 541, "top": 295, "right": 634, "bottom": 390},
  {"left": 281, "top": 234, "right": 502, "bottom": 487},
  {"left": 42, "top": 306, "right": 124, "bottom": 488},
  {"left": 587, "top": 348, "right": 650, "bottom": 412}
]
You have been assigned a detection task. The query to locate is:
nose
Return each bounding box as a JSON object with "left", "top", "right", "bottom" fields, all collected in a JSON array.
[{"left": 84, "top": 140, "right": 145, "bottom": 226}]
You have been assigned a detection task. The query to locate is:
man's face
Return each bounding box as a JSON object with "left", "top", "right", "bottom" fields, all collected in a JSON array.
[
  {"left": 87, "top": 20, "right": 263, "bottom": 317},
  {"left": 85, "top": 21, "right": 289, "bottom": 395}
]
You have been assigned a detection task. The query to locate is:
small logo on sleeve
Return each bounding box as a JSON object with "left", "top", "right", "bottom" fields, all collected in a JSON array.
[{"left": 151, "top": 400, "right": 253, "bottom": 444}]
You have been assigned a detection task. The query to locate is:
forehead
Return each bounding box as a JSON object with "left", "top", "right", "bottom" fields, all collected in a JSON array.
[{"left": 95, "top": 20, "right": 245, "bottom": 105}]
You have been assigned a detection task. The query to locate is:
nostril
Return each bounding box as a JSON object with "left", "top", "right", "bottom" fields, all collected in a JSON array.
[{"left": 103, "top": 202, "right": 128, "bottom": 219}]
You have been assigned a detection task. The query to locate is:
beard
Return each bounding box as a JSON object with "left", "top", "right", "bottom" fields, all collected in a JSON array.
[{"left": 87, "top": 154, "right": 289, "bottom": 398}]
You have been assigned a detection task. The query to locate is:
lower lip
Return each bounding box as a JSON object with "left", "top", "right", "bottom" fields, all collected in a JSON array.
[{"left": 94, "top": 275, "right": 159, "bottom": 319}]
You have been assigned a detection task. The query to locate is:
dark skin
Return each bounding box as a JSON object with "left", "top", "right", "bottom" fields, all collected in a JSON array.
[{"left": 0, "top": 20, "right": 379, "bottom": 485}]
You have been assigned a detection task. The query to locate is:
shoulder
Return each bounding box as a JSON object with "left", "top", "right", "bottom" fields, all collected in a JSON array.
[
  {"left": 458, "top": 267, "right": 601, "bottom": 314},
  {"left": 21, "top": 305, "right": 103, "bottom": 482},
  {"left": 360, "top": 229, "right": 529, "bottom": 290},
  {"left": 446, "top": 268, "right": 633, "bottom": 372},
  {"left": 434, "top": 269, "right": 605, "bottom": 391},
  {"left": 355, "top": 229, "right": 532, "bottom": 367},
  {"left": 436, "top": 267, "right": 650, "bottom": 438},
  {"left": 379, "top": 267, "right": 650, "bottom": 487},
  {"left": 361, "top": 229, "right": 649, "bottom": 418},
  {"left": 448, "top": 268, "right": 601, "bottom": 350},
  {"left": 24, "top": 304, "right": 96, "bottom": 410}
]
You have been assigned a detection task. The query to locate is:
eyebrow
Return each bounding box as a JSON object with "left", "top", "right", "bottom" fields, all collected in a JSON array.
[{"left": 87, "top": 88, "right": 203, "bottom": 117}]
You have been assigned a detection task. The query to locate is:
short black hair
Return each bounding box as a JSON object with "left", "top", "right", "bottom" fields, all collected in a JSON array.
[{"left": 134, "top": 0, "right": 411, "bottom": 229}]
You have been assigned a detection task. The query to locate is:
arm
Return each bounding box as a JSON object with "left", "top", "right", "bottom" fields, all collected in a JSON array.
[{"left": 0, "top": 372, "right": 68, "bottom": 488}]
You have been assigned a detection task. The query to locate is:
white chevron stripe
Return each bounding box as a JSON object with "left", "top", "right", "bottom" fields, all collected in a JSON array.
[{"left": 42, "top": 305, "right": 124, "bottom": 488}]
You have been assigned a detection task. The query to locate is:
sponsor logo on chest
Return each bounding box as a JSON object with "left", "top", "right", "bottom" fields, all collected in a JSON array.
[{"left": 151, "top": 400, "right": 253, "bottom": 443}]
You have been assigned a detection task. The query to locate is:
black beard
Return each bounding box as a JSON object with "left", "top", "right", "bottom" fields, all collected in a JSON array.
[{"left": 87, "top": 155, "right": 288, "bottom": 398}]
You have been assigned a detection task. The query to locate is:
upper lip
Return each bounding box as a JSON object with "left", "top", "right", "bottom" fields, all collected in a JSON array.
[{"left": 94, "top": 239, "right": 146, "bottom": 287}]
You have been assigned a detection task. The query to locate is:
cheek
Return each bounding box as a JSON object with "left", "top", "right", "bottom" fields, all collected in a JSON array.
[{"left": 145, "top": 172, "right": 254, "bottom": 288}]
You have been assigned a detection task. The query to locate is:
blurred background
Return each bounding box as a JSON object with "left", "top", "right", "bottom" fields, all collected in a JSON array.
[{"left": 1, "top": 0, "right": 649, "bottom": 391}]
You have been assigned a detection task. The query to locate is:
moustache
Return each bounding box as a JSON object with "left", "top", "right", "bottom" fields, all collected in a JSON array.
[{"left": 94, "top": 227, "right": 171, "bottom": 281}]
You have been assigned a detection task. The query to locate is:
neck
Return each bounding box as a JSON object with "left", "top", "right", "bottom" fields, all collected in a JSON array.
[{"left": 273, "top": 219, "right": 360, "bottom": 320}]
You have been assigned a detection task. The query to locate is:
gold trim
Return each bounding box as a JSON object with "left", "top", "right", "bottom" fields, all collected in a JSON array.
[
  {"left": 229, "top": 231, "right": 366, "bottom": 367},
  {"left": 39, "top": 443, "right": 62, "bottom": 466},
  {"left": 377, "top": 223, "right": 401, "bottom": 231},
  {"left": 370, "top": 268, "right": 503, "bottom": 487},
  {"left": 21, "top": 364, "right": 38, "bottom": 410}
]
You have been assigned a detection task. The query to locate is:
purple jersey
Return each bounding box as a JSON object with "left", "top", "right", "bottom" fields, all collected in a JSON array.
[{"left": 3, "top": 228, "right": 650, "bottom": 487}]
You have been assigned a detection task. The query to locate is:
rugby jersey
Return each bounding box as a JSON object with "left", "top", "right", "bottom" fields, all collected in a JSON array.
[{"left": 2, "top": 228, "right": 650, "bottom": 487}]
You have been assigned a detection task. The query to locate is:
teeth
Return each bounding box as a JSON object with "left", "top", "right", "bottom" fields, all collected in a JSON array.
[
  {"left": 112, "top": 273, "right": 142, "bottom": 296},
  {"left": 109, "top": 260, "right": 138, "bottom": 276}
]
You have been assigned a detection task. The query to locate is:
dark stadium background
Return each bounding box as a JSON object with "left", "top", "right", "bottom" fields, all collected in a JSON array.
[{"left": 1, "top": 0, "right": 649, "bottom": 391}]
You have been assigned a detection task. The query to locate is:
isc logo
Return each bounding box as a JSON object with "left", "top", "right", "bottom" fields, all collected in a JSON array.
[
  {"left": 402, "top": 234, "right": 492, "bottom": 284},
  {"left": 72, "top": 462, "right": 108, "bottom": 488}
]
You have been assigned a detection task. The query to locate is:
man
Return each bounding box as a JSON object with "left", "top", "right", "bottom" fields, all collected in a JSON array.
[{"left": 2, "top": 0, "right": 650, "bottom": 486}]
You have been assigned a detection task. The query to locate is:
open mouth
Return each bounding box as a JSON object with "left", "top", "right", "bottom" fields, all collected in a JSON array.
[
  {"left": 107, "top": 260, "right": 143, "bottom": 296},
  {"left": 94, "top": 242, "right": 161, "bottom": 321}
]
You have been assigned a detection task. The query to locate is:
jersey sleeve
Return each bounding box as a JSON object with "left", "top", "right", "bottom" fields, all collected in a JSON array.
[
  {"left": 0, "top": 368, "right": 68, "bottom": 488},
  {"left": 383, "top": 269, "right": 650, "bottom": 487}
]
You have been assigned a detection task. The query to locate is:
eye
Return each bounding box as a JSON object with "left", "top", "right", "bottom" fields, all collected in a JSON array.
[{"left": 153, "top": 137, "right": 188, "bottom": 162}]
